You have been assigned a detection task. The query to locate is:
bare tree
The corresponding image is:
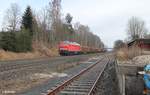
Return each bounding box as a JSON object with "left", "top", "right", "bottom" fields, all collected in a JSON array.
[
  {"left": 51, "top": 0, "right": 61, "bottom": 24},
  {"left": 37, "top": 7, "right": 50, "bottom": 43},
  {"left": 2, "top": 3, "right": 20, "bottom": 32},
  {"left": 32, "top": 12, "right": 41, "bottom": 42},
  {"left": 33, "top": 0, "right": 62, "bottom": 47},
  {"left": 74, "top": 23, "right": 103, "bottom": 48},
  {"left": 38, "top": 6, "right": 52, "bottom": 31},
  {"left": 51, "top": 0, "right": 62, "bottom": 44},
  {"left": 127, "top": 17, "right": 147, "bottom": 40},
  {"left": 34, "top": 4, "right": 54, "bottom": 47}
]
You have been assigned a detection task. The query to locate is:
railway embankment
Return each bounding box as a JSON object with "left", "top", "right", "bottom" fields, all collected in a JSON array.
[{"left": 96, "top": 60, "right": 121, "bottom": 95}]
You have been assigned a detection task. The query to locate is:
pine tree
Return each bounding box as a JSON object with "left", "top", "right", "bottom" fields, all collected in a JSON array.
[
  {"left": 21, "top": 6, "right": 33, "bottom": 36},
  {"left": 1, "top": 32, "right": 16, "bottom": 51},
  {"left": 15, "top": 29, "right": 32, "bottom": 52}
]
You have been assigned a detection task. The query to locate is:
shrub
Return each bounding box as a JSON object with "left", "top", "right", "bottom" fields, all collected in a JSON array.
[
  {"left": 117, "top": 46, "right": 142, "bottom": 61},
  {"left": 0, "top": 32, "right": 16, "bottom": 51},
  {"left": 15, "top": 29, "right": 32, "bottom": 52},
  {"left": 0, "top": 29, "right": 32, "bottom": 52}
]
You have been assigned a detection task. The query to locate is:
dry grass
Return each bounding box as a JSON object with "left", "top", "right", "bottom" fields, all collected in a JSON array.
[
  {"left": 0, "top": 42, "right": 59, "bottom": 61},
  {"left": 116, "top": 46, "right": 142, "bottom": 61},
  {"left": 32, "top": 42, "right": 59, "bottom": 57},
  {"left": 0, "top": 50, "right": 45, "bottom": 61},
  {"left": 116, "top": 48, "right": 129, "bottom": 61},
  {"left": 56, "top": 62, "right": 80, "bottom": 73}
]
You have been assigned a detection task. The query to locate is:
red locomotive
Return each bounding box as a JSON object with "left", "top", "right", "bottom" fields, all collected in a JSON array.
[
  {"left": 58, "top": 41, "right": 102, "bottom": 56},
  {"left": 59, "top": 41, "right": 81, "bottom": 55}
]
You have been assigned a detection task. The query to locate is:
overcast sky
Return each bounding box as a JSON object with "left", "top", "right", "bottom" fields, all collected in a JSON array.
[{"left": 0, "top": 0, "right": 150, "bottom": 47}]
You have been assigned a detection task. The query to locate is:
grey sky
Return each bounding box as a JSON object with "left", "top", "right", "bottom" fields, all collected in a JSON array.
[{"left": 0, "top": 0, "right": 150, "bottom": 47}]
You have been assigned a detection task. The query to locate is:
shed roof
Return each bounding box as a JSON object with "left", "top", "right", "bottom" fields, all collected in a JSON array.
[{"left": 128, "top": 39, "right": 150, "bottom": 47}]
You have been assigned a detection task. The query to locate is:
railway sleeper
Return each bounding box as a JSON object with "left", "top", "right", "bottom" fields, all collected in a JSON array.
[
  {"left": 64, "top": 88, "right": 89, "bottom": 92},
  {"left": 72, "top": 80, "right": 95, "bottom": 84},
  {"left": 69, "top": 84, "right": 93, "bottom": 87},
  {"left": 67, "top": 85, "right": 91, "bottom": 89},
  {"left": 59, "top": 91, "right": 87, "bottom": 95},
  {"left": 77, "top": 78, "right": 97, "bottom": 81}
]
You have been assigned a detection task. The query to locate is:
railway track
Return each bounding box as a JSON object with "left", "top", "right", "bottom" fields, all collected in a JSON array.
[
  {"left": 46, "top": 55, "right": 110, "bottom": 95},
  {"left": 0, "top": 54, "right": 108, "bottom": 95}
]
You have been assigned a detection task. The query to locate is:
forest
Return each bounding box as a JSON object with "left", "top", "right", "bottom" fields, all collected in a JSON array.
[{"left": 0, "top": 0, "right": 104, "bottom": 54}]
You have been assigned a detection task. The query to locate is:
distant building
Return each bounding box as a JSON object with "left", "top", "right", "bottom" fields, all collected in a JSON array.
[{"left": 127, "top": 39, "right": 150, "bottom": 51}]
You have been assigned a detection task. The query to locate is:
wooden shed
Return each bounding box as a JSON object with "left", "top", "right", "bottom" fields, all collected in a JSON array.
[{"left": 128, "top": 39, "right": 150, "bottom": 51}]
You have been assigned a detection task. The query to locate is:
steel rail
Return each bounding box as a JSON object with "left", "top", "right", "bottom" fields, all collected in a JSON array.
[
  {"left": 47, "top": 57, "right": 104, "bottom": 95},
  {"left": 88, "top": 55, "right": 110, "bottom": 95}
]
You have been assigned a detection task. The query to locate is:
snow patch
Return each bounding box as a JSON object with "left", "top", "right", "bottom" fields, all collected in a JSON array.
[
  {"left": 33, "top": 73, "right": 53, "bottom": 79},
  {"left": 51, "top": 72, "right": 68, "bottom": 77},
  {"left": 132, "top": 55, "right": 150, "bottom": 64},
  {"left": 30, "top": 72, "right": 68, "bottom": 79},
  {"left": 2, "top": 90, "right": 16, "bottom": 94}
]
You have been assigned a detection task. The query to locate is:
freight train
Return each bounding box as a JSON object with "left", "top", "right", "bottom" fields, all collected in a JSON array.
[{"left": 58, "top": 41, "right": 102, "bottom": 56}]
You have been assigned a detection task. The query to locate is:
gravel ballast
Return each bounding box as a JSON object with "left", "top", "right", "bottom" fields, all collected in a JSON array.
[
  {"left": 95, "top": 60, "right": 120, "bottom": 95},
  {"left": 0, "top": 54, "right": 100, "bottom": 95}
]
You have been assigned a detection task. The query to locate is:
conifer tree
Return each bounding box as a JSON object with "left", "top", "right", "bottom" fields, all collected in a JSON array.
[{"left": 22, "top": 6, "right": 34, "bottom": 36}]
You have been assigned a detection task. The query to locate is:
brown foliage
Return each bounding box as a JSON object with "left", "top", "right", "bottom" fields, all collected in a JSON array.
[{"left": 117, "top": 46, "right": 142, "bottom": 61}]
